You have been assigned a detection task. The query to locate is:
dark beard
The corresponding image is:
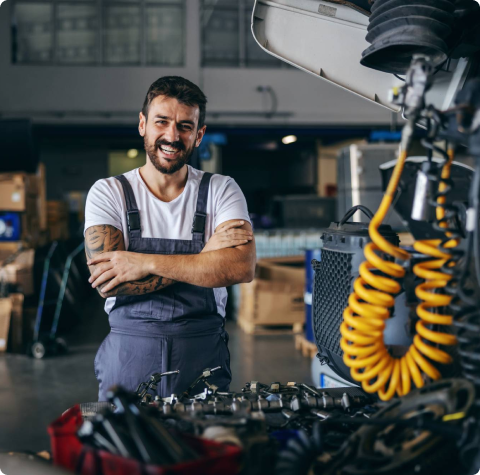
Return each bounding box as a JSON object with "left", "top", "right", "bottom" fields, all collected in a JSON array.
[{"left": 144, "top": 136, "right": 194, "bottom": 175}]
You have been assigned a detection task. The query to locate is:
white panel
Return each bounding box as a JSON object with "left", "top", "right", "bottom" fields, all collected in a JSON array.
[{"left": 251, "top": 0, "right": 404, "bottom": 111}]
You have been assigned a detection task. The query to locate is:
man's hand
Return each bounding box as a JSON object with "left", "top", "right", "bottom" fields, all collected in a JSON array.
[
  {"left": 87, "top": 251, "right": 151, "bottom": 293},
  {"left": 202, "top": 220, "right": 253, "bottom": 253}
]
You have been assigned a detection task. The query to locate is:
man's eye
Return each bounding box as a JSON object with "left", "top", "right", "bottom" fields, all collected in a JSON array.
[
  {"left": 156, "top": 120, "right": 167, "bottom": 125},
  {"left": 181, "top": 125, "right": 192, "bottom": 130}
]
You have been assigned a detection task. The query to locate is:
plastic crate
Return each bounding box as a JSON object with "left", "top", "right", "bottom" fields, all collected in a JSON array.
[{"left": 48, "top": 405, "right": 243, "bottom": 475}]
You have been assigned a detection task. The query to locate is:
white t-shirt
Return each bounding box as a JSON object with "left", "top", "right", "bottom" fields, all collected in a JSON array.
[{"left": 84, "top": 165, "right": 251, "bottom": 316}]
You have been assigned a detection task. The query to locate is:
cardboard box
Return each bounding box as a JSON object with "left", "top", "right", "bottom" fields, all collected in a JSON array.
[
  {"left": 238, "top": 255, "right": 305, "bottom": 326},
  {"left": 0, "top": 298, "right": 13, "bottom": 352},
  {"left": 7, "top": 293, "right": 24, "bottom": 353},
  {"left": 47, "top": 200, "right": 70, "bottom": 241},
  {"left": 255, "top": 256, "right": 305, "bottom": 285},
  {"left": 0, "top": 249, "right": 35, "bottom": 295},
  {"left": 0, "top": 172, "right": 38, "bottom": 212},
  {"left": 239, "top": 280, "right": 305, "bottom": 325},
  {"left": 0, "top": 241, "right": 23, "bottom": 253}
]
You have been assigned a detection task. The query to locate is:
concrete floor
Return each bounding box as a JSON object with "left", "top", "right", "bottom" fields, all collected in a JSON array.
[{"left": 0, "top": 293, "right": 312, "bottom": 452}]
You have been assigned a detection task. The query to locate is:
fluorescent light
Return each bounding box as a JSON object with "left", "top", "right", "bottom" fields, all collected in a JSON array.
[
  {"left": 282, "top": 135, "right": 297, "bottom": 144},
  {"left": 127, "top": 149, "right": 139, "bottom": 158}
]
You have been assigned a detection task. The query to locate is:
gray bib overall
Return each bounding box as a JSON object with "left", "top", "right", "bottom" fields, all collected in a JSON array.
[{"left": 94, "top": 171, "right": 232, "bottom": 401}]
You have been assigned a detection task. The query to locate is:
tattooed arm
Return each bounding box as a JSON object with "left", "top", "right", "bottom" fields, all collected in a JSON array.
[{"left": 84, "top": 225, "right": 174, "bottom": 298}]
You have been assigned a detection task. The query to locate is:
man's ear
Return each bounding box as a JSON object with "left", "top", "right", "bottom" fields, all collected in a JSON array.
[
  {"left": 195, "top": 125, "right": 207, "bottom": 148},
  {"left": 139, "top": 112, "right": 146, "bottom": 137}
]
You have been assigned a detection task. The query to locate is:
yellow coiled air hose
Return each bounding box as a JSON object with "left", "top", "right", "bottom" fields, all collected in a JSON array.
[{"left": 340, "top": 149, "right": 458, "bottom": 401}]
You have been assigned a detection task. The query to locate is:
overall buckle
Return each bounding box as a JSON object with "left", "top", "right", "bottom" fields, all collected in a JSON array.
[
  {"left": 192, "top": 212, "right": 206, "bottom": 234},
  {"left": 127, "top": 211, "right": 141, "bottom": 232}
]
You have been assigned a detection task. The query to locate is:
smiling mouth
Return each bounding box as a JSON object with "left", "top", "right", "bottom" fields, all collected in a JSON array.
[{"left": 158, "top": 145, "right": 182, "bottom": 157}]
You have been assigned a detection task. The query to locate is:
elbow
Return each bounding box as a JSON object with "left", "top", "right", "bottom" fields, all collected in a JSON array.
[{"left": 240, "top": 263, "right": 256, "bottom": 284}]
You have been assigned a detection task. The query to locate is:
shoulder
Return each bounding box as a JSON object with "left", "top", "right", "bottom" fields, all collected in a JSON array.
[
  {"left": 88, "top": 169, "right": 138, "bottom": 199},
  {"left": 187, "top": 166, "right": 234, "bottom": 190}
]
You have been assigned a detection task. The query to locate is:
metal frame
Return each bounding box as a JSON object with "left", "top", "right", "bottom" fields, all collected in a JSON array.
[{"left": 11, "top": 0, "right": 186, "bottom": 67}]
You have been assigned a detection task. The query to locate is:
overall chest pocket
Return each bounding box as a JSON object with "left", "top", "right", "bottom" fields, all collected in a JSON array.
[{"left": 128, "top": 240, "right": 208, "bottom": 321}]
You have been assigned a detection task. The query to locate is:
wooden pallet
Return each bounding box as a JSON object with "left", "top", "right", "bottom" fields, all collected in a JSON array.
[
  {"left": 237, "top": 318, "right": 303, "bottom": 335},
  {"left": 295, "top": 334, "right": 318, "bottom": 358}
]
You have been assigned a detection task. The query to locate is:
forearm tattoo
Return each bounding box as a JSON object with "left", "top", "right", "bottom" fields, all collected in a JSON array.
[
  {"left": 100, "top": 274, "right": 174, "bottom": 298},
  {"left": 85, "top": 224, "right": 175, "bottom": 297}
]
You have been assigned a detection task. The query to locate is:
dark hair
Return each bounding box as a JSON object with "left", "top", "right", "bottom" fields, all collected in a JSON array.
[{"left": 142, "top": 76, "right": 207, "bottom": 129}]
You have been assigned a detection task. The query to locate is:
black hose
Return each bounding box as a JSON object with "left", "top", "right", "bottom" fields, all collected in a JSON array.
[{"left": 275, "top": 423, "right": 323, "bottom": 475}]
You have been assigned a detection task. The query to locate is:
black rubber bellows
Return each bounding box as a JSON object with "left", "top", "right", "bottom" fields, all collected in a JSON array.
[{"left": 360, "top": 0, "right": 456, "bottom": 75}]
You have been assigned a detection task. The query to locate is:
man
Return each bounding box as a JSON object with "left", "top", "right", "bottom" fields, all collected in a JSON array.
[{"left": 84, "top": 76, "right": 255, "bottom": 401}]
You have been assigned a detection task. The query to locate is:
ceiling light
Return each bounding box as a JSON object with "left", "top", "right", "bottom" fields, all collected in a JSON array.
[
  {"left": 127, "top": 149, "right": 139, "bottom": 158},
  {"left": 282, "top": 135, "right": 297, "bottom": 145}
]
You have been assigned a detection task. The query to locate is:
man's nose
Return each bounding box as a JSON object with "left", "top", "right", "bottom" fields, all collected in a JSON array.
[{"left": 163, "top": 122, "right": 180, "bottom": 143}]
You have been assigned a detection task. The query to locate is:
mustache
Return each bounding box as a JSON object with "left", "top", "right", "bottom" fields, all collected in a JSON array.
[{"left": 155, "top": 139, "right": 185, "bottom": 151}]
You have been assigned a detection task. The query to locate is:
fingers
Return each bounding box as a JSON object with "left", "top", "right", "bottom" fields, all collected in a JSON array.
[
  {"left": 216, "top": 220, "right": 245, "bottom": 233},
  {"left": 101, "top": 277, "right": 121, "bottom": 294},
  {"left": 88, "top": 262, "right": 113, "bottom": 283},
  {"left": 220, "top": 231, "right": 253, "bottom": 242},
  {"left": 91, "top": 269, "right": 117, "bottom": 289}
]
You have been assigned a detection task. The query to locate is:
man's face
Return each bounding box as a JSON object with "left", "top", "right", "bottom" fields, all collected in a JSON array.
[{"left": 139, "top": 95, "right": 206, "bottom": 175}]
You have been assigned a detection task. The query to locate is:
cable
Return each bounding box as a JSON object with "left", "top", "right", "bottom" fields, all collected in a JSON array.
[
  {"left": 340, "top": 144, "right": 459, "bottom": 401},
  {"left": 412, "top": 148, "right": 459, "bottom": 379},
  {"left": 453, "top": 157, "right": 480, "bottom": 398}
]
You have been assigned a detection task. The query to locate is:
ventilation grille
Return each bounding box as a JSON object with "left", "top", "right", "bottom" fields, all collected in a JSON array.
[{"left": 312, "top": 250, "right": 353, "bottom": 357}]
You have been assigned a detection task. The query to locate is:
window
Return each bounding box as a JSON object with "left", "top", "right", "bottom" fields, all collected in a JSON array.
[
  {"left": 11, "top": 0, "right": 186, "bottom": 66},
  {"left": 146, "top": 3, "right": 184, "bottom": 66},
  {"left": 57, "top": 4, "right": 97, "bottom": 64},
  {"left": 13, "top": 3, "right": 53, "bottom": 63},
  {"left": 104, "top": 4, "right": 141, "bottom": 64},
  {"left": 201, "top": 0, "right": 284, "bottom": 68}
]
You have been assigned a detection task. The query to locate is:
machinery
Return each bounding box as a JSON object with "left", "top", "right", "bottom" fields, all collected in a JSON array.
[
  {"left": 56, "top": 2, "right": 480, "bottom": 475},
  {"left": 247, "top": 1, "right": 480, "bottom": 474}
]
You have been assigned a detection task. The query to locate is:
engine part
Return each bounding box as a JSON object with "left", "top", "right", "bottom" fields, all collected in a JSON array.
[
  {"left": 78, "top": 386, "right": 199, "bottom": 466},
  {"left": 360, "top": 0, "right": 455, "bottom": 74},
  {"left": 323, "top": 379, "right": 475, "bottom": 475},
  {"left": 339, "top": 56, "right": 466, "bottom": 400},
  {"left": 276, "top": 422, "right": 323, "bottom": 475},
  {"left": 449, "top": 79, "right": 480, "bottom": 405},
  {"left": 135, "top": 370, "right": 180, "bottom": 403},
  {"left": 183, "top": 366, "right": 222, "bottom": 398}
]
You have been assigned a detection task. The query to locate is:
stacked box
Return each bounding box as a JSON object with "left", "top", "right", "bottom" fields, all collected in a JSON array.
[
  {"left": 0, "top": 249, "right": 35, "bottom": 296},
  {"left": 0, "top": 297, "right": 13, "bottom": 352},
  {"left": 238, "top": 256, "right": 305, "bottom": 328},
  {"left": 0, "top": 166, "right": 47, "bottom": 247},
  {"left": 47, "top": 200, "right": 70, "bottom": 241}
]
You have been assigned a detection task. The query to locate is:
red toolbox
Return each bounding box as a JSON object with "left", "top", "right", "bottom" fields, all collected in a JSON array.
[{"left": 48, "top": 405, "right": 243, "bottom": 475}]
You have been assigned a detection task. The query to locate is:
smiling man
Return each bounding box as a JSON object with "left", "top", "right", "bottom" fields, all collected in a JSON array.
[{"left": 84, "top": 76, "right": 256, "bottom": 401}]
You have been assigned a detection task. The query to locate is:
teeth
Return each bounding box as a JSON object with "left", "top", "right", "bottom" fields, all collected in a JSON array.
[{"left": 160, "top": 146, "right": 178, "bottom": 153}]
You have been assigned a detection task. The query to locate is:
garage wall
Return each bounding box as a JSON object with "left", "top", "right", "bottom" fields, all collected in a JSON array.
[{"left": 0, "top": 0, "right": 393, "bottom": 126}]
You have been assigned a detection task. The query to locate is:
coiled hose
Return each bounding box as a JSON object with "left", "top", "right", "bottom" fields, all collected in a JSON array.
[
  {"left": 340, "top": 149, "right": 458, "bottom": 401},
  {"left": 412, "top": 148, "right": 459, "bottom": 371}
]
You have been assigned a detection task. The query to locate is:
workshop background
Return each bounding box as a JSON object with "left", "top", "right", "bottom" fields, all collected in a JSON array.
[{"left": 0, "top": 0, "right": 402, "bottom": 453}]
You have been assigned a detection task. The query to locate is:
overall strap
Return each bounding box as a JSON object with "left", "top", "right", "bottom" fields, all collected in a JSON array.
[
  {"left": 192, "top": 172, "right": 213, "bottom": 241},
  {"left": 114, "top": 175, "right": 142, "bottom": 240}
]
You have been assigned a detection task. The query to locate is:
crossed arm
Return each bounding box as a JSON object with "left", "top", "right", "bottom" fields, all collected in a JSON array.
[
  {"left": 85, "top": 225, "right": 174, "bottom": 298},
  {"left": 85, "top": 221, "right": 256, "bottom": 298}
]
